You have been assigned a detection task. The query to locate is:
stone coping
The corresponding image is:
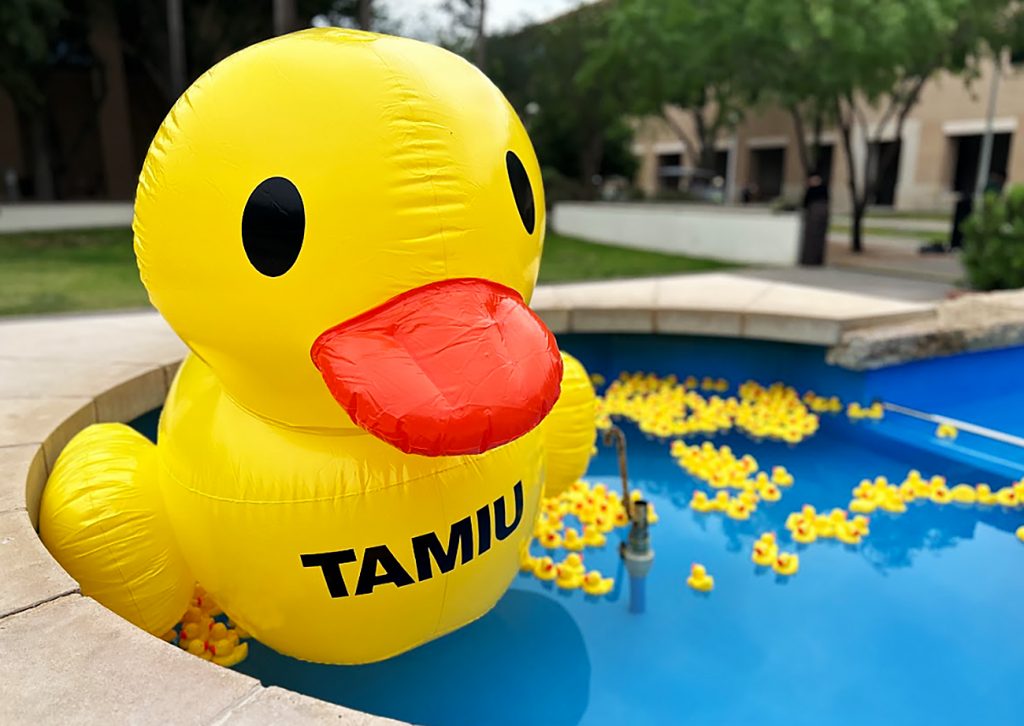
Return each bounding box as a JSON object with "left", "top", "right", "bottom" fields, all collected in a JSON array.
[
  {"left": 531, "top": 273, "right": 935, "bottom": 345},
  {"left": 0, "top": 275, "right": 981, "bottom": 724}
]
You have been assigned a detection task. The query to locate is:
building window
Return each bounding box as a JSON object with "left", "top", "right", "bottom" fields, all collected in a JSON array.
[
  {"left": 656, "top": 153, "right": 683, "bottom": 191},
  {"left": 949, "top": 132, "right": 1012, "bottom": 194},
  {"left": 748, "top": 147, "right": 786, "bottom": 201}
]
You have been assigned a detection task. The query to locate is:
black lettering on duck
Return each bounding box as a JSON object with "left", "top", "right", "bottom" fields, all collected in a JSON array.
[{"left": 301, "top": 480, "right": 524, "bottom": 598}]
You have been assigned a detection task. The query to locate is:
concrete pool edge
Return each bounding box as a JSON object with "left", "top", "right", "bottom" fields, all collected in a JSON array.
[{"left": 1, "top": 278, "right": 1022, "bottom": 724}]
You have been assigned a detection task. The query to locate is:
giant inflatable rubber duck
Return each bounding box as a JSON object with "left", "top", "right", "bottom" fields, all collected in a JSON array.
[{"left": 39, "top": 29, "right": 563, "bottom": 665}]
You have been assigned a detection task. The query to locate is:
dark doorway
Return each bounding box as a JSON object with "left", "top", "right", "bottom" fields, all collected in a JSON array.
[
  {"left": 950, "top": 133, "right": 1012, "bottom": 194},
  {"left": 656, "top": 152, "right": 682, "bottom": 191},
  {"left": 712, "top": 150, "right": 729, "bottom": 180},
  {"left": 750, "top": 147, "right": 785, "bottom": 200},
  {"left": 868, "top": 141, "right": 901, "bottom": 206}
]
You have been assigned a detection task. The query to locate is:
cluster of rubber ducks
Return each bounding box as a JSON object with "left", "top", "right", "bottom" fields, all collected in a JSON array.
[
  {"left": 594, "top": 373, "right": 827, "bottom": 444},
  {"left": 784, "top": 505, "right": 871, "bottom": 545},
  {"left": 733, "top": 381, "right": 821, "bottom": 443},
  {"left": 848, "top": 470, "right": 1024, "bottom": 513},
  {"left": 803, "top": 392, "right": 845, "bottom": 414},
  {"left": 160, "top": 584, "right": 249, "bottom": 667},
  {"left": 846, "top": 402, "right": 885, "bottom": 421},
  {"left": 521, "top": 550, "right": 615, "bottom": 595},
  {"left": 672, "top": 441, "right": 793, "bottom": 520},
  {"left": 751, "top": 532, "right": 800, "bottom": 575},
  {"left": 522, "top": 480, "right": 658, "bottom": 596}
]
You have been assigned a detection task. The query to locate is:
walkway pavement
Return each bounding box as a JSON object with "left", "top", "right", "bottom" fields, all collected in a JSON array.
[{"left": 0, "top": 202, "right": 133, "bottom": 233}]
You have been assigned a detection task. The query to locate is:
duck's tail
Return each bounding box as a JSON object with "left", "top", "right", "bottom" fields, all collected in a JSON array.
[{"left": 39, "top": 423, "right": 193, "bottom": 635}]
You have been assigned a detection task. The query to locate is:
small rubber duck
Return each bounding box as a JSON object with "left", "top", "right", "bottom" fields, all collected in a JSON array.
[
  {"left": 560, "top": 553, "right": 586, "bottom": 577},
  {"left": 936, "top": 423, "right": 958, "bottom": 440},
  {"left": 849, "top": 498, "right": 877, "bottom": 514},
  {"left": 879, "top": 494, "right": 907, "bottom": 514},
  {"left": 850, "top": 515, "right": 870, "bottom": 537},
  {"left": 930, "top": 486, "right": 953, "bottom": 505},
  {"left": 792, "top": 522, "right": 817, "bottom": 545},
  {"left": 835, "top": 521, "right": 862, "bottom": 545},
  {"left": 1016, "top": 526, "right": 1024, "bottom": 543},
  {"left": 995, "top": 487, "right": 1020, "bottom": 507},
  {"left": 539, "top": 530, "right": 563, "bottom": 549},
  {"left": 555, "top": 563, "right": 583, "bottom": 590},
  {"left": 581, "top": 570, "right": 614, "bottom": 596},
  {"left": 562, "top": 527, "right": 585, "bottom": 551},
  {"left": 771, "top": 466, "right": 794, "bottom": 486},
  {"left": 726, "top": 498, "right": 752, "bottom": 521},
  {"left": 773, "top": 552, "right": 799, "bottom": 576},
  {"left": 582, "top": 525, "right": 607, "bottom": 548},
  {"left": 686, "top": 563, "right": 714, "bottom": 592},
  {"left": 976, "top": 484, "right": 998, "bottom": 506},
  {"left": 710, "top": 491, "right": 730, "bottom": 512},
  {"left": 534, "top": 557, "right": 558, "bottom": 581},
  {"left": 520, "top": 547, "right": 538, "bottom": 572},
  {"left": 690, "top": 490, "right": 712, "bottom": 513},
  {"left": 752, "top": 533, "right": 778, "bottom": 567},
  {"left": 759, "top": 483, "right": 782, "bottom": 502}
]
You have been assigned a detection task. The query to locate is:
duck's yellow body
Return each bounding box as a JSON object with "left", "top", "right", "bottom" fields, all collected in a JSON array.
[
  {"left": 40, "top": 29, "right": 563, "bottom": 665},
  {"left": 157, "top": 354, "right": 543, "bottom": 663}
]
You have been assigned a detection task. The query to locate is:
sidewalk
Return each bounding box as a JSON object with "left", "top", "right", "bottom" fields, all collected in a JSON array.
[{"left": 0, "top": 202, "right": 133, "bottom": 233}]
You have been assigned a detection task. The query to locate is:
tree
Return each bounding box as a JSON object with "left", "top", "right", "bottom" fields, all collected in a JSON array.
[
  {"left": 0, "top": 0, "right": 66, "bottom": 199},
  {"left": 591, "top": 0, "right": 752, "bottom": 173},
  {"left": 747, "top": 0, "right": 1024, "bottom": 252},
  {"left": 487, "top": 3, "right": 636, "bottom": 199},
  {"left": 438, "top": 0, "right": 487, "bottom": 69}
]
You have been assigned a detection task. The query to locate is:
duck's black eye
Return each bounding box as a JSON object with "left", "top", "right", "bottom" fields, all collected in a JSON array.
[
  {"left": 241, "top": 176, "right": 305, "bottom": 277},
  {"left": 506, "top": 150, "right": 535, "bottom": 234}
]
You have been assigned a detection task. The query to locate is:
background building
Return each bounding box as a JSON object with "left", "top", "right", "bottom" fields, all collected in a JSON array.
[{"left": 633, "top": 56, "right": 1022, "bottom": 212}]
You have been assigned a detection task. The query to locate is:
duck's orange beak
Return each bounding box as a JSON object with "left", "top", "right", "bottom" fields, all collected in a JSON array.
[{"left": 311, "top": 278, "right": 562, "bottom": 457}]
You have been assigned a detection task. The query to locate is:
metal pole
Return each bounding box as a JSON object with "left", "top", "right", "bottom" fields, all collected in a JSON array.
[
  {"left": 882, "top": 402, "right": 1024, "bottom": 449},
  {"left": 973, "top": 51, "right": 1003, "bottom": 202}
]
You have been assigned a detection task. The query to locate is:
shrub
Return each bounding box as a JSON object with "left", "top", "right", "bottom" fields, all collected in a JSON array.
[{"left": 962, "top": 186, "right": 1024, "bottom": 290}]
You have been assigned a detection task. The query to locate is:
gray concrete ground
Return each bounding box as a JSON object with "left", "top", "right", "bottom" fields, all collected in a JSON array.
[
  {"left": 736, "top": 266, "right": 953, "bottom": 302},
  {"left": 0, "top": 202, "right": 133, "bottom": 233}
]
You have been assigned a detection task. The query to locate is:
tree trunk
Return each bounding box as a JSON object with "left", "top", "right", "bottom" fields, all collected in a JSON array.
[
  {"left": 473, "top": 0, "right": 487, "bottom": 70},
  {"left": 27, "top": 109, "right": 55, "bottom": 200},
  {"left": 579, "top": 130, "right": 604, "bottom": 198},
  {"left": 835, "top": 100, "right": 863, "bottom": 253},
  {"left": 789, "top": 105, "right": 811, "bottom": 177},
  {"left": 167, "top": 0, "right": 187, "bottom": 94},
  {"left": 357, "top": 0, "right": 373, "bottom": 30}
]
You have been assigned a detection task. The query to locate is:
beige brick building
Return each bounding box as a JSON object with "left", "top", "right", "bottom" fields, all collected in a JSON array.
[{"left": 633, "top": 56, "right": 1024, "bottom": 212}]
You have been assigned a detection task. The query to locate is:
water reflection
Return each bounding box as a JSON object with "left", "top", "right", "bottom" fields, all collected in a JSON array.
[{"left": 236, "top": 589, "right": 591, "bottom": 726}]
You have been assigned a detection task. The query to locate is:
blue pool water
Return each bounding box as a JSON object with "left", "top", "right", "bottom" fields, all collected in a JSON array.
[{"left": 134, "top": 336, "right": 1024, "bottom": 725}]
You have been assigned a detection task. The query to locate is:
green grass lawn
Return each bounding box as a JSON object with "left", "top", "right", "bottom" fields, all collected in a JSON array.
[
  {"left": 829, "top": 224, "right": 947, "bottom": 245},
  {"left": 0, "top": 228, "right": 730, "bottom": 316},
  {"left": 0, "top": 227, "right": 149, "bottom": 316},
  {"left": 538, "top": 232, "right": 731, "bottom": 283}
]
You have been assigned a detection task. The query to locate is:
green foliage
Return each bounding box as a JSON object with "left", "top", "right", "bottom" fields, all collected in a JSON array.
[
  {"left": 0, "top": 0, "right": 65, "bottom": 109},
  {"left": 487, "top": 4, "right": 636, "bottom": 193},
  {"left": 962, "top": 187, "right": 1024, "bottom": 290}
]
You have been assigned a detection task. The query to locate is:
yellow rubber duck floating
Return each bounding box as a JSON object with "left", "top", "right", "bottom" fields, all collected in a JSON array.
[
  {"left": 752, "top": 533, "right": 779, "bottom": 567},
  {"left": 1016, "top": 526, "right": 1024, "bottom": 543},
  {"left": 687, "top": 563, "right": 715, "bottom": 592},
  {"left": 773, "top": 552, "right": 799, "bottom": 576},
  {"left": 39, "top": 30, "right": 563, "bottom": 666},
  {"left": 581, "top": 571, "right": 614, "bottom": 596},
  {"left": 534, "top": 557, "right": 559, "bottom": 581},
  {"left": 936, "top": 423, "right": 958, "bottom": 440}
]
